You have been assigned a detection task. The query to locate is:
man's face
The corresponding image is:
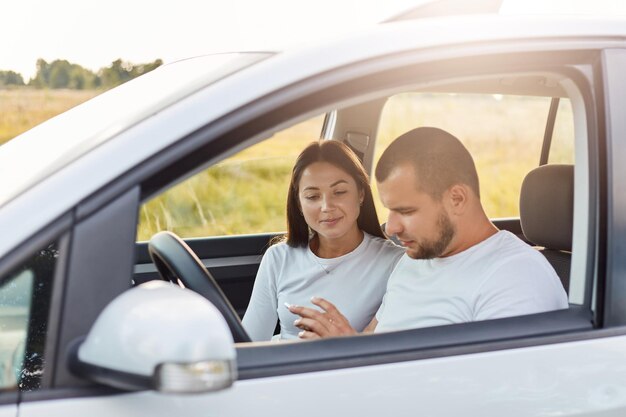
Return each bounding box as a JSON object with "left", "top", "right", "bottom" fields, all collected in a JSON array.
[{"left": 378, "top": 164, "right": 456, "bottom": 259}]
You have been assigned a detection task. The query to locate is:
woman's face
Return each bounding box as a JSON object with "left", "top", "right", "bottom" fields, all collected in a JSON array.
[{"left": 298, "top": 161, "right": 364, "bottom": 243}]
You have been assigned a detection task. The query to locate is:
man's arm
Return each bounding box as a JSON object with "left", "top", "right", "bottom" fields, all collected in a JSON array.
[{"left": 288, "top": 297, "right": 377, "bottom": 339}]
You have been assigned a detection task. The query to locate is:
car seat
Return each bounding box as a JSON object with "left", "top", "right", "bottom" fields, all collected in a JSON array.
[{"left": 519, "top": 164, "right": 574, "bottom": 293}]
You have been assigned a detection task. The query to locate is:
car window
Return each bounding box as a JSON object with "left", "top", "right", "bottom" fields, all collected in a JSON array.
[
  {"left": 137, "top": 114, "right": 325, "bottom": 240},
  {"left": 0, "top": 53, "right": 272, "bottom": 208},
  {"left": 374, "top": 93, "right": 575, "bottom": 219},
  {"left": 0, "top": 243, "right": 57, "bottom": 391}
]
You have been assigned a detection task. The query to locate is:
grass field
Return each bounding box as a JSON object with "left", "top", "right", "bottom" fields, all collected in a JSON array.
[
  {"left": 375, "top": 93, "right": 574, "bottom": 220},
  {"left": 1, "top": 89, "right": 574, "bottom": 241},
  {"left": 138, "top": 119, "right": 323, "bottom": 240},
  {"left": 0, "top": 89, "right": 100, "bottom": 145}
]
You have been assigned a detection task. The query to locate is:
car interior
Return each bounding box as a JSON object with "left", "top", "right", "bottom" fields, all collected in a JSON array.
[
  {"left": 520, "top": 164, "right": 574, "bottom": 292},
  {"left": 0, "top": 49, "right": 603, "bottom": 394},
  {"left": 131, "top": 63, "right": 592, "bottom": 377}
]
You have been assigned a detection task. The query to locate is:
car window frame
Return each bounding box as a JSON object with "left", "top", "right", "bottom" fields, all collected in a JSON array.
[
  {"left": 600, "top": 48, "right": 626, "bottom": 327},
  {"left": 15, "top": 188, "right": 141, "bottom": 404},
  {"left": 237, "top": 306, "right": 593, "bottom": 380},
  {"left": 128, "top": 50, "right": 603, "bottom": 375},
  {"left": 135, "top": 112, "right": 328, "bottom": 241}
]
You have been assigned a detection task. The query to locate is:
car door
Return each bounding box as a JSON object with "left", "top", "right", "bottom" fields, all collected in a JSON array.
[
  {"left": 12, "top": 19, "right": 626, "bottom": 417},
  {"left": 127, "top": 46, "right": 607, "bottom": 415}
]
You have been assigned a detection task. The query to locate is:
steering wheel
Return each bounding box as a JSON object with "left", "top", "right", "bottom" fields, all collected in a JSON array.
[{"left": 148, "top": 231, "right": 251, "bottom": 343}]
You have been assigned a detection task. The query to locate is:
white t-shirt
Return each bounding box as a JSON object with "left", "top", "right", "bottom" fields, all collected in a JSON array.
[
  {"left": 243, "top": 233, "right": 404, "bottom": 341},
  {"left": 375, "top": 230, "right": 569, "bottom": 332}
]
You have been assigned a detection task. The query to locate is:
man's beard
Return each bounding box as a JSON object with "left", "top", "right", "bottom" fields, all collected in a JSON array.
[{"left": 407, "top": 210, "right": 456, "bottom": 260}]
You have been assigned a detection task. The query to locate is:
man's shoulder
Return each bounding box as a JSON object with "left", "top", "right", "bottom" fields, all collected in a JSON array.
[
  {"left": 484, "top": 230, "right": 542, "bottom": 260},
  {"left": 468, "top": 230, "right": 558, "bottom": 284},
  {"left": 478, "top": 231, "right": 561, "bottom": 287},
  {"left": 364, "top": 233, "right": 405, "bottom": 254}
]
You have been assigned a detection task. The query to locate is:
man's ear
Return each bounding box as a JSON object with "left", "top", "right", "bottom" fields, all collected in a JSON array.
[{"left": 446, "top": 184, "right": 469, "bottom": 214}]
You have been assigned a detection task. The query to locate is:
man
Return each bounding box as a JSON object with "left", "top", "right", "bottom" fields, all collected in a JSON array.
[{"left": 289, "top": 127, "right": 568, "bottom": 338}]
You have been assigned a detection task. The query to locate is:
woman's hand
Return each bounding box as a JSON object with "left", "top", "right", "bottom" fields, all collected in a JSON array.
[{"left": 288, "top": 297, "right": 357, "bottom": 339}]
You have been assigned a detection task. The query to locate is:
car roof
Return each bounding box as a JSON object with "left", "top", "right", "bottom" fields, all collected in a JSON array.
[
  {"left": 384, "top": 0, "right": 626, "bottom": 22},
  {"left": 382, "top": 0, "right": 503, "bottom": 22}
]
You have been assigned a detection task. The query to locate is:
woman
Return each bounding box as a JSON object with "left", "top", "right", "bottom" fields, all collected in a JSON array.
[{"left": 242, "top": 140, "right": 404, "bottom": 341}]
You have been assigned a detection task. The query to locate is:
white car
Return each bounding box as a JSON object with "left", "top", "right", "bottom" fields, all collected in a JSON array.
[{"left": 1, "top": 8, "right": 626, "bottom": 417}]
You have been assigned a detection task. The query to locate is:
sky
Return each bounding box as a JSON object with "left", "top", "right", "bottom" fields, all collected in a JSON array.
[
  {"left": 3, "top": 0, "right": 626, "bottom": 81},
  {"left": 1, "top": 0, "right": 418, "bottom": 80}
]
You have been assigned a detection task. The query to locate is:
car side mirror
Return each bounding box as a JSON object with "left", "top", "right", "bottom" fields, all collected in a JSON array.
[{"left": 68, "top": 281, "right": 237, "bottom": 394}]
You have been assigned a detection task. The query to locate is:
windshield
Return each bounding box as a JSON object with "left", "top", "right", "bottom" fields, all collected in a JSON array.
[{"left": 0, "top": 52, "right": 271, "bottom": 207}]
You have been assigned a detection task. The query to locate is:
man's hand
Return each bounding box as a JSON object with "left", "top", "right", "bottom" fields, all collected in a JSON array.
[{"left": 287, "top": 297, "right": 357, "bottom": 339}]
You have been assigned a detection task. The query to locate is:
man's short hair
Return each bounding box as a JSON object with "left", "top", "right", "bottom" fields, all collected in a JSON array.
[{"left": 375, "top": 127, "right": 480, "bottom": 199}]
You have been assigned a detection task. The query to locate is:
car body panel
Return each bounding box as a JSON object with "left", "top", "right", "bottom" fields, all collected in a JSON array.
[
  {"left": 18, "top": 334, "right": 626, "bottom": 416},
  {"left": 602, "top": 48, "right": 626, "bottom": 326},
  {"left": 0, "top": 406, "right": 16, "bottom": 417}
]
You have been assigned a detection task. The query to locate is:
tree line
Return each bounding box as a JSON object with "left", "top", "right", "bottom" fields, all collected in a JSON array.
[{"left": 0, "top": 58, "right": 162, "bottom": 89}]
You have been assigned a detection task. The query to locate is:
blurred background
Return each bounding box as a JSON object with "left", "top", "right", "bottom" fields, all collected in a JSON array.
[
  {"left": 1, "top": 0, "right": 624, "bottom": 238},
  {"left": 1, "top": 0, "right": 420, "bottom": 145}
]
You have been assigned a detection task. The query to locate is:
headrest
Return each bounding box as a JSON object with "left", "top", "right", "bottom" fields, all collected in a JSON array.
[{"left": 519, "top": 164, "right": 574, "bottom": 251}]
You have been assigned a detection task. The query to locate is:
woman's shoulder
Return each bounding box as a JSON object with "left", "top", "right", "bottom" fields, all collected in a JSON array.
[{"left": 264, "top": 240, "right": 307, "bottom": 258}]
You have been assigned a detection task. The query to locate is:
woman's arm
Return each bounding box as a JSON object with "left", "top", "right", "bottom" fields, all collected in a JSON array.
[{"left": 242, "top": 247, "right": 280, "bottom": 341}]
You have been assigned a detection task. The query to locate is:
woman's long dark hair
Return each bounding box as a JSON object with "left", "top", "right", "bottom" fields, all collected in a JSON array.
[{"left": 285, "top": 140, "right": 386, "bottom": 247}]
